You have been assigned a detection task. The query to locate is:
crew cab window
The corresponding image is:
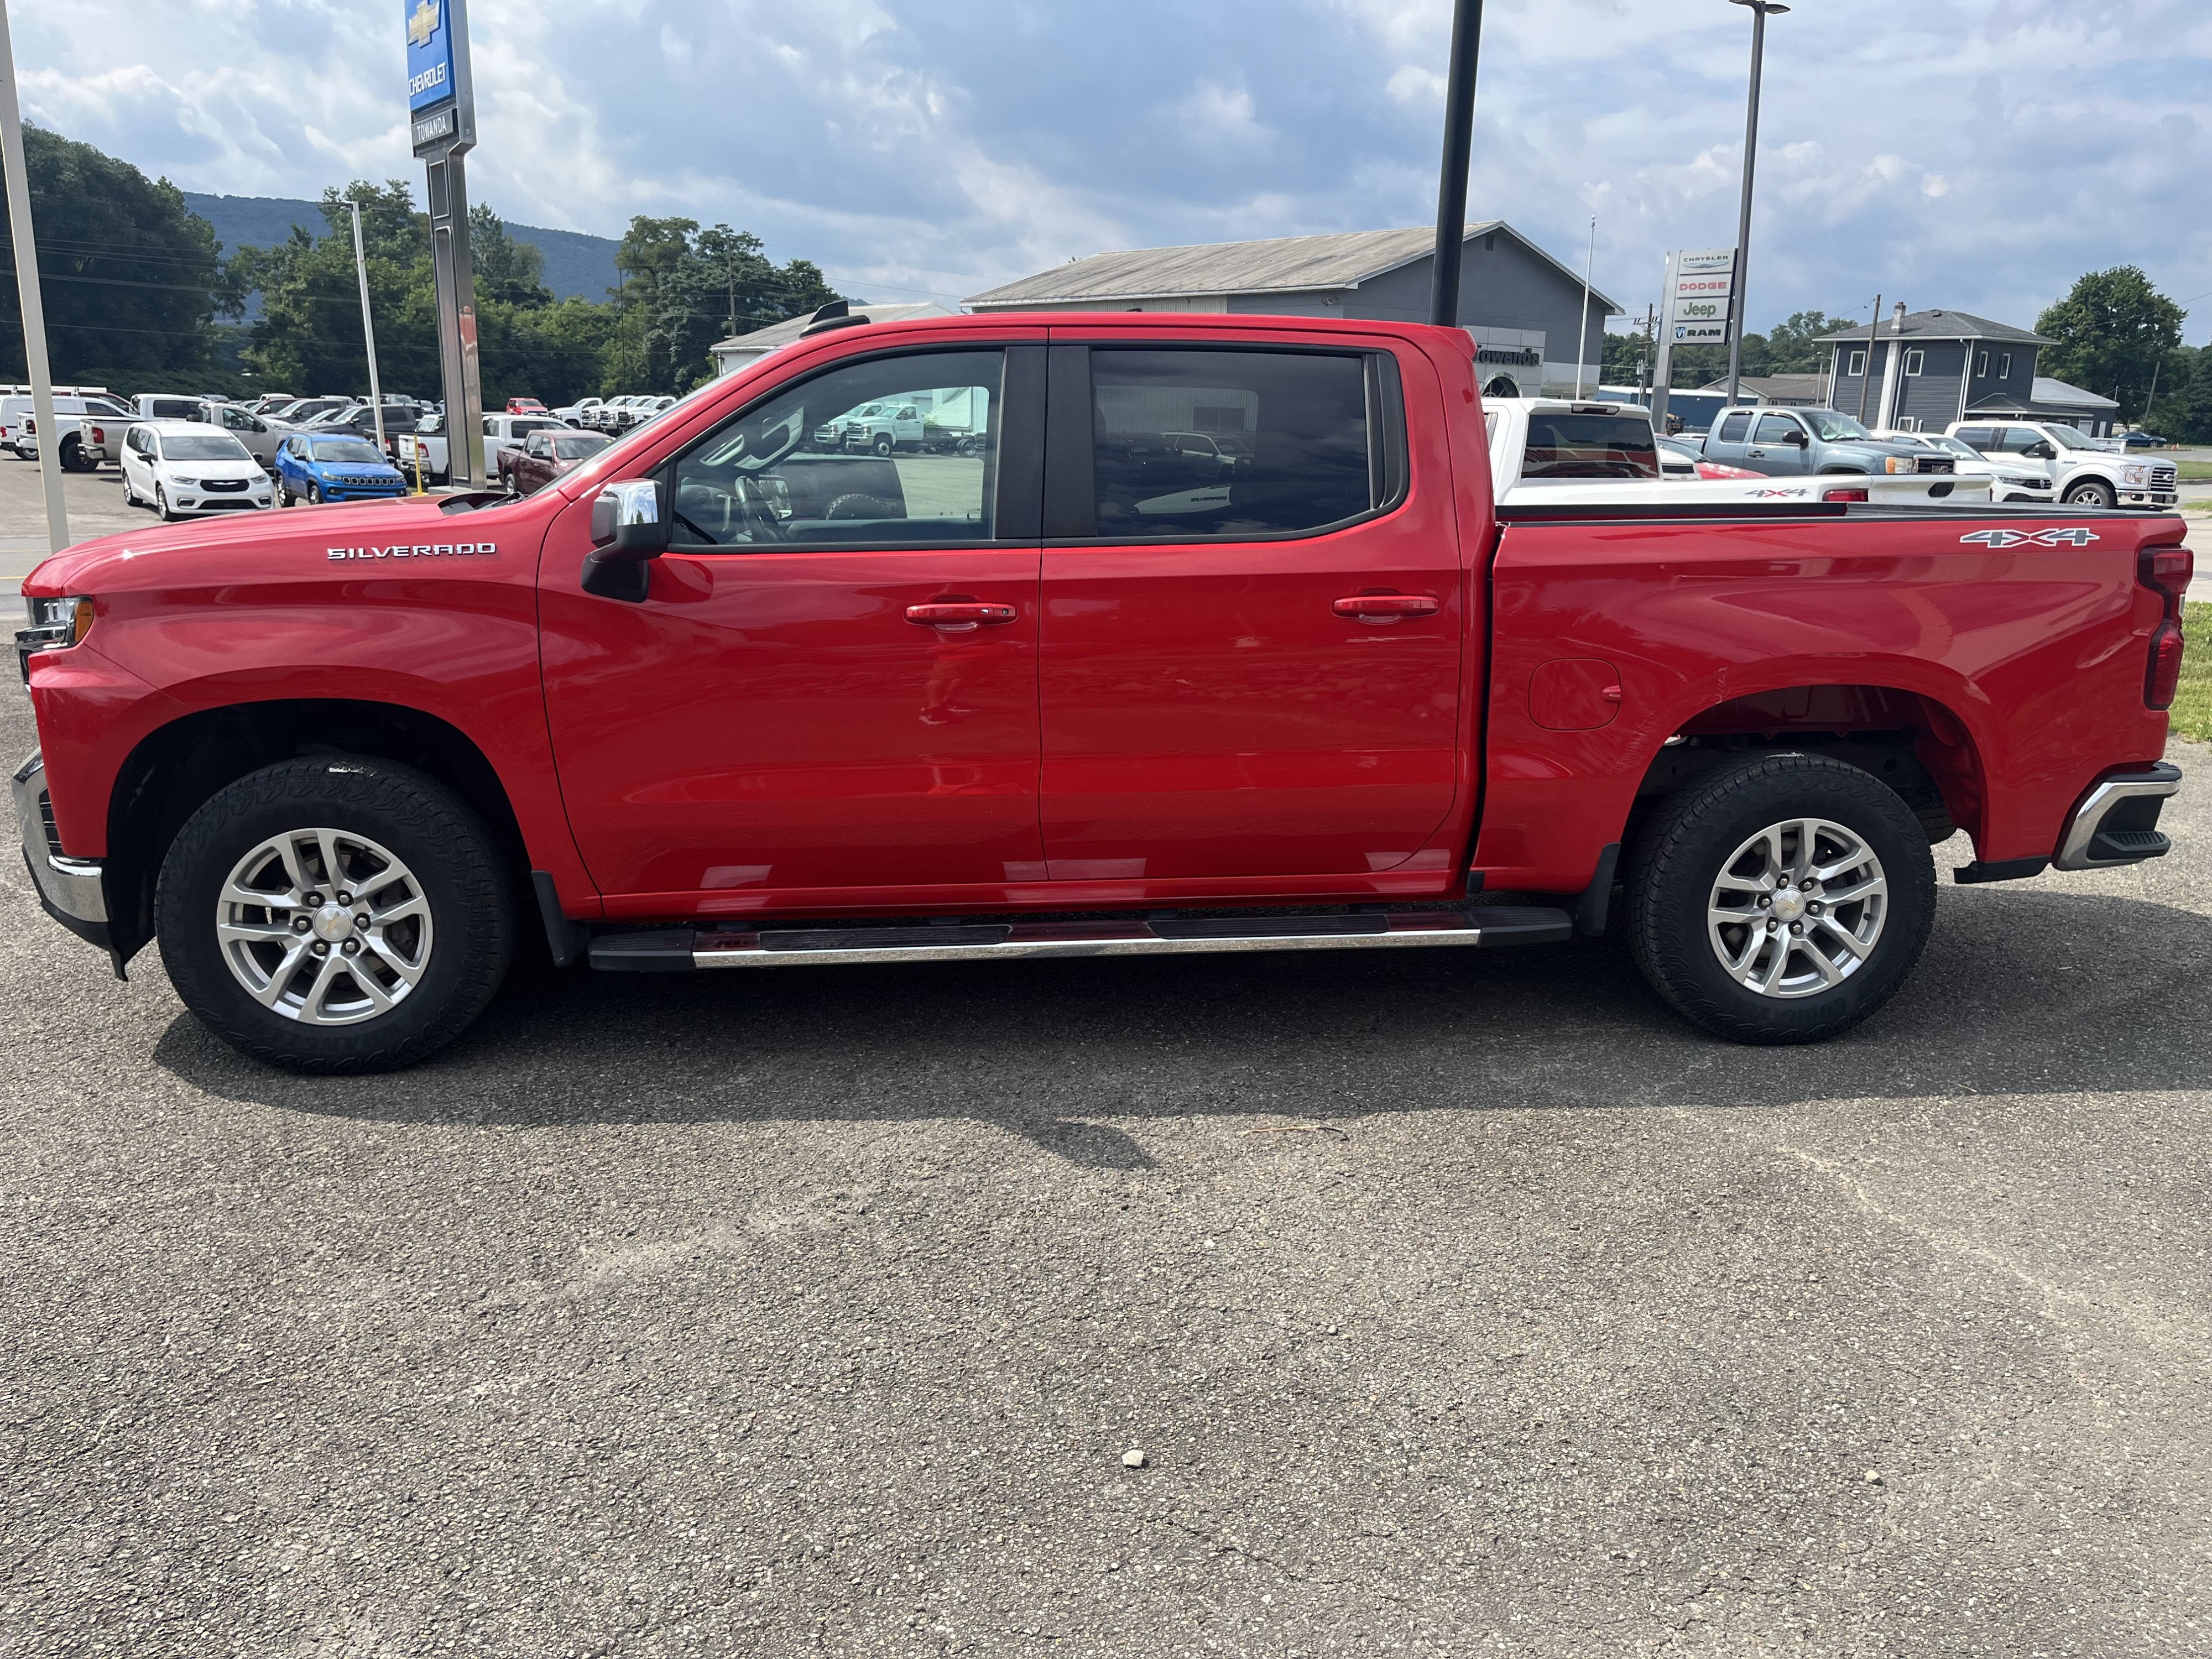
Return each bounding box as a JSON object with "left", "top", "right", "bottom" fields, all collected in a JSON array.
[
  {"left": 1954, "top": 426, "right": 1996, "bottom": 451},
  {"left": 1994, "top": 428, "right": 2045, "bottom": 454},
  {"left": 1086, "top": 348, "right": 1396, "bottom": 539},
  {"left": 667, "top": 349, "right": 1003, "bottom": 550},
  {"left": 1520, "top": 413, "right": 1659, "bottom": 479},
  {"left": 1715, "top": 411, "right": 1752, "bottom": 443},
  {"left": 1753, "top": 413, "right": 1802, "bottom": 445}
]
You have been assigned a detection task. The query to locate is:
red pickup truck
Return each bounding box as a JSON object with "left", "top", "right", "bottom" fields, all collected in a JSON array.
[{"left": 11, "top": 311, "right": 2189, "bottom": 1072}]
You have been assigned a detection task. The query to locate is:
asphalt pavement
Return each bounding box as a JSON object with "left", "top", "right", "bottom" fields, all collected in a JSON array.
[{"left": 2, "top": 640, "right": 2209, "bottom": 1655}]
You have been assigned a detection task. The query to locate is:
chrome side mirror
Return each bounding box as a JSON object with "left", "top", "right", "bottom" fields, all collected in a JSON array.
[
  {"left": 583, "top": 479, "right": 669, "bottom": 603},
  {"left": 588, "top": 479, "right": 669, "bottom": 557}
]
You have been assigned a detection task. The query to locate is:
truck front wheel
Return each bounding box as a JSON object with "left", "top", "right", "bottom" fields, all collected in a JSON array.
[
  {"left": 155, "top": 758, "right": 515, "bottom": 1073},
  {"left": 2063, "top": 478, "right": 2115, "bottom": 508},
  {"left": 1624, "top": 754, "right": 1934, "bottom": 1045}
]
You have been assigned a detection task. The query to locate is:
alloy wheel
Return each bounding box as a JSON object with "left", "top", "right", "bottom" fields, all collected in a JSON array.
[
  {"left": 1705, "top": 817, "right": 1888, "bottom": 999},
  {"left": 213, "top": 826, "right": 435, "bottom": 1025}
]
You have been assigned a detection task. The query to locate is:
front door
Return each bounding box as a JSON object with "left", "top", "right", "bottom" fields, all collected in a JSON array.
[
  {"left": 541, "top": 341, "right": 1050, "bottom": 906},
  {"left": 1037, "top": 338, "right": 1465, "bottom": 881},
  {"left": 1749, "top": 410, "right": 1809, "bottom": 474}
]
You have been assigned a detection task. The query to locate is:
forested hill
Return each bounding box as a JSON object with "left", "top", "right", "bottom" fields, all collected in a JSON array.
[{"left": 181, "top": 192, "right": 619, "bottom": 302}]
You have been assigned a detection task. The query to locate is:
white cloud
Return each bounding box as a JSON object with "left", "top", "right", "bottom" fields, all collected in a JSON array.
[{"left": 1, "top": 0, "right": 2207, "bottom": 331}]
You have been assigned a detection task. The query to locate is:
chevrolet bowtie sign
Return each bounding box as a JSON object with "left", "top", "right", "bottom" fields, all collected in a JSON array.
[{"left": 404, "top": 0, "right": 473, "bottom": 156}]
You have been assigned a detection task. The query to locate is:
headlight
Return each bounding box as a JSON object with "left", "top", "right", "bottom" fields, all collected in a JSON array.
[
  {"left": 2122, "top": 463, "right": 2150, "bottom": 487},
  {"left": 18, "top": 595, "right": 94, "bottom": 656},
  {"left": 1883, "top": 455, "right": 1910, "bottom": 474},
  {"left": 169, "top": 477, "right": 199, "bottom": 488}
]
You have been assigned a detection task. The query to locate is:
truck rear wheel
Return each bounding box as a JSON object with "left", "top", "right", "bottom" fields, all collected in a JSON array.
[
  {"left": 1624, "top": 754, "right": 1934, "bottom": 1045},
  {"left": 155, "top": 758, "right": 514, "bottom": 1073}
]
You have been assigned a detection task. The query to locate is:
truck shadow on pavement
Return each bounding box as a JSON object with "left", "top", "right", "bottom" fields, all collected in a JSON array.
[{"left": 152, "top": 884, "right": 2212, "bottom": 1170}]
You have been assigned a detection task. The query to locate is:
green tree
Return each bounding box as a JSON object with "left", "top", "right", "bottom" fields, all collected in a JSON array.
[
  {"left": 0, "top": 124, "right": 222, "bottom": 387},
  {"left": 2036, "top": 267, "right": 2185, "bottom": 423},
  {"left": 604, "top": 217, "right": 839, "bottom": 395},
  {"left": 228, "top": 182, "right": 438, "bottom": 397},
  {"left": 2149, "top": 345, "right": 2212, "bottom": 445}
]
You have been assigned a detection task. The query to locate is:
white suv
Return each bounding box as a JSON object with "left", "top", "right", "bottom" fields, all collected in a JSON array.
[
  {"left": 1873, "top": 430, "right": 2053, "bottom": 503},
  {"left": 1945, "top": 420, "right": 2176, "bottom": 509}
]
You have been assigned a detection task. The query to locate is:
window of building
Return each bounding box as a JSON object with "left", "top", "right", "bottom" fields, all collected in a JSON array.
[
  {"left": 1847, "top": 349, "right": 1866, "bottom": 377},
  {"left": 668, "top": 348, "right": 1004, "bottom": 550},
  {"left": 1084, "top": 348, "right": 1400, "bottom": 540},
  {"left": 1975, "top": 351, "right": 1990, "bottom": 377},
  {"left": 1904, "top": 349, "right": 1925, "bottom": 377},
  {"left": 1999, "top": 353, "right": 2012, "bottom": 378}
]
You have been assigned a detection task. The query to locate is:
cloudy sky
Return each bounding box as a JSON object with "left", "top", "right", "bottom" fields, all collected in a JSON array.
[{"left": 11, "top": 0, "right": 2212, "bottom": 340}]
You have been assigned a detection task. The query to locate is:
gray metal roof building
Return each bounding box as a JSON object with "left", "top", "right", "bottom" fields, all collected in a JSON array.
[
  {"left": 710, "top": 302, "right": 958, "bottom": 377},
  {"left": 966, "top": 224, "right": 1623, "bottom": 398}
]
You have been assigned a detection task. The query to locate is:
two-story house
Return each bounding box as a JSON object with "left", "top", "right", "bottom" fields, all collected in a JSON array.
[{"left": 1817, "top": 306, "right": 2120, "bottom": 437}]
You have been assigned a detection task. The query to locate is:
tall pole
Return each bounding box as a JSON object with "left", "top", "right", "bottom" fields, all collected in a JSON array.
[
  {"left": 1427, "top": 0, "right": 1485, "bottom": 328},
  {"left": 1574, "top": 215, "right": 1595, "bottom": 398},
  {"left": 348, "top": 200, "right": 387, "bottom": 456},
  {"left": 0, "top": 1, "right": 66, "bottom": 552},
  {"left": 1724, "top": 0, "right": 1786, "bottom": 405},
  {"left": 1857, "top": 293, "right": 1880, "bottom": 424}
]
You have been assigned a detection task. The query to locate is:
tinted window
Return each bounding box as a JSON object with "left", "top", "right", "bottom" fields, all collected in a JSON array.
[
  {"left": 1953, "top": 427, "right": 1995, "bottom": 451},
  {"left": 147, "top": 398, "right": 199, "bottom": 420},
  {"left": 1995, "top": 428, "right": 2043, "bottom": 453},
  {"left": 1716, "top": 412, "right": 1752, "bottom": 442},
  {"left": 1520, "top": 414, "right": 1658, "bottom": 479},
  {"left": 1753, "top": 413, "right": 1802, "bottom": 444},
  {"left": 670, "top": 349, "right": 1003, "bottom": 550},
  {"left": 1088, "top": 349, "right": 1384, "bottom": 539}
]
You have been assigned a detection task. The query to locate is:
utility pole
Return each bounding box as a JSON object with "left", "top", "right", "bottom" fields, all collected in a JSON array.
[
  {"left": 348, "top": 200, "right": 387, "bottom": 456},
  {"left": 1574, "top": 215, "right": 1596, "bottom": 398},
  {"left": 1427, "top": 0, "right": 1486, "bottom": 328},
  {"left": 1724, "top": 0, "right": 1788, "bottom": 405},
  {"left": 1637, "top": 302, "right": 1657, "bottom": 403},
  {"left": 0, "top": 0, "right": 67, "bottom": 552},
  {"left": 1856, "top": 293, "right": 1880, "bottom": 424}
]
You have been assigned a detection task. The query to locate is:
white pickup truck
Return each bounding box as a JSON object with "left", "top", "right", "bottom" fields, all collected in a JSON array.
[
  {"left": 397, "top": 413, "right": 570, "bottom": 486},
  {"left": 1944, "top": 419, "right": 2177, "bottom": 510},
  {"left": 1488, "top": 399, "right": 1990, "bottom": 507}
]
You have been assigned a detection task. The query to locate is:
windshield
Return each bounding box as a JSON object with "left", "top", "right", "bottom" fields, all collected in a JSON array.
[
  {"left": 1804, "top": 410, "right": 1874, "bottom": 442},
  {"left": 2044, "top": 425, "right": 2104, "bottom": 452},
  {"left": 160, "top": 434, "right": 252, "bottom": 462},
  {"left": 310, "top": 439, "right": 387, "bottom": 465}
]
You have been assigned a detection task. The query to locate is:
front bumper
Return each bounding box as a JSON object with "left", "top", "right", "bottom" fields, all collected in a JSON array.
[{"left": 12, "top": 750, "right": 110, "bottom": 951}]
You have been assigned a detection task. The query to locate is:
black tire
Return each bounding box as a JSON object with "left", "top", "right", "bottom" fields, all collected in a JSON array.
[
  {"left": 60, "top": 439, "right": 92, "bottom": 473},
  {"left": 2063, "top": 477, "right": 2116, "bottom": 509},
  {"left": 872, "top": 433, "right": 895, "bottom": 457},
  {"left": 155, "top": 485, "right": 178, "bottom": 521},
  {"left": 279, "top": 484, "right": 295, "bottom": 507},
  {"left": 1624, "top": 753, "right": 1935, "bottom": 1045},
  {"left": 306, "top": 480, "right": 323, "bottom": 504},
  {"left": 155, "top": 758, "right": 515, "bottom": 1073}
]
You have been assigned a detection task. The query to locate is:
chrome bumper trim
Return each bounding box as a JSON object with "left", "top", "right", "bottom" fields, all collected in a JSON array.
[
  {"left": 12, "top": 750, "right": 107, "bottom": 924},
  {"left": 2053, "top": 763, "right": 2182, "bottom": 872}
]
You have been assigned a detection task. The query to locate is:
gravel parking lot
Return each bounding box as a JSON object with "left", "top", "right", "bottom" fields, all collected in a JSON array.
[{"left": 3, "top": 629, "right": 2208, "bottom": 1655}]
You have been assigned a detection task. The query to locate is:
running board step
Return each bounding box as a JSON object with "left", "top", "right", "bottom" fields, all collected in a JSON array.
[{"left": 588, "top": 907, "right": 1573, "bottom": 973}]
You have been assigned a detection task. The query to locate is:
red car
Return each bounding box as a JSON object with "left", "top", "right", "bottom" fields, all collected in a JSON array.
[
  {"left": 506, "top": 398, "right": 549, "bottom": 415},
  {"left": 12, "top": 311, "right": 2188, "bottom": 1072},
  {"left": 497, "top": 427, "right": 612, "bottom": 496}
]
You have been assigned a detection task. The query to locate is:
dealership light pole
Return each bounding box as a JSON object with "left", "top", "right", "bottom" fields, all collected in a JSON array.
[
  {"left": 0, "top": 0, "right": 66, "bottom": 551},
  {"left": 1724, "top": 0, "right": 1787, "bottom": 406},
  {"left": 1427, "top": 0, "right": 1486, "bottom": 328},
  {"left": 1574, "top": 215, "right": 1596, "bottom": 398},
  {"left": 347, "top": 200, "right": 387, "bottom": 455}
]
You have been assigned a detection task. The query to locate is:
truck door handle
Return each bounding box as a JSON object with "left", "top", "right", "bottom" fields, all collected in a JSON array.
[
  {"left": 1333, "top": 594, "right": 1440, "bottom": 619},
  {"left": 905, "top": 602, "right": 1017, "bottom": 626},
  {"left": 1748, "top": 448, "right": 1766, "bottom": 458}
]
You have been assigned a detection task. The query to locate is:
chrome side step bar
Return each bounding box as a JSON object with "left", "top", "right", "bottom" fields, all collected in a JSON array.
[{"left": 589, "top": 906, "right": 1574, "bottom": 973}]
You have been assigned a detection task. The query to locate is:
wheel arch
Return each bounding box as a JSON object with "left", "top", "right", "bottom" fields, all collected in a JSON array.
[
  {"left": 103, "top": 698, "right": 534, "bottom": 968},
  {"left": 1629, "top": 681, "right": 1989, "bottom": 854}
]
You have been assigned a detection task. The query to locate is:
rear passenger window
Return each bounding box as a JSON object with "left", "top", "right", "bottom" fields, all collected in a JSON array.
[
  {"left": 1954, "top": 426, "right": 1996, "bottom": 451},
  {"left": 1715, "top": 411, "right": 1751, "bottom": 442},
  {"left": 1086, "top": 349, "right": 1401, "bottom": 540}
]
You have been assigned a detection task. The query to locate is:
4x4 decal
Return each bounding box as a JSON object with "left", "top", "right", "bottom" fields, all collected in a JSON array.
[{"left": 1959, "top": 528, "right": 2101, "bottom": 549}]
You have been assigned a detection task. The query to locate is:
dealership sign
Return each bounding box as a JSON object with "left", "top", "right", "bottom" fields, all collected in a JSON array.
[
  {"left": 1664, "top": 248, "right": 1736, "bottom": 345},
  {"left": 405, "top": 0, "right": 476, "bottom": 155}
]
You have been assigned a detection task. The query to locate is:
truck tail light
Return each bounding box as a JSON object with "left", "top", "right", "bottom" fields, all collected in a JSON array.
[
  {"left": 1822, "top": 486, "right": 1869, "bottom": 502},
  {"left": 2140, "top": 544, "right": 2192, "bottom": 709},
  {"left": 88, "top": 425, "right": 103, "bottom": 445}
]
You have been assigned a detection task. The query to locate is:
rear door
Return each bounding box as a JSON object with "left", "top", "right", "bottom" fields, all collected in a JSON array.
[{"left": 1035, "top": 333, "right": 1464, "bottom": 881}]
